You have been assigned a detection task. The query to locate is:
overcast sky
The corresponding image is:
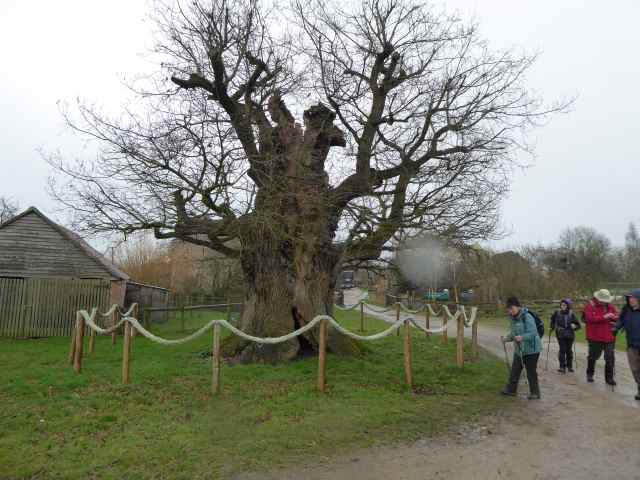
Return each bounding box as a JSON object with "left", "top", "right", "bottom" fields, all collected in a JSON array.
[{"left": 1, "top": 0, "right": 639, "bottom": 251}]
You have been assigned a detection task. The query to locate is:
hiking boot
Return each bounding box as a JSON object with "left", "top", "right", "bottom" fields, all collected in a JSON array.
[
  {"left": 500, "top": 389, "right": 517, "bottom": 397},
  {"left": 568, "top": 368, "right": 574, "bottom": 373},
  {"left": 557, "top": 368, "right": 566, "bottom": 374},
  {"left": 527, "top": 393, "right": 541, "bottom": 400},
  {"left": 606, "top": 379, "right": 617, "bottom": 386},
  {"left": 587, "top": 375, "right": 594, "bottom": 383}
]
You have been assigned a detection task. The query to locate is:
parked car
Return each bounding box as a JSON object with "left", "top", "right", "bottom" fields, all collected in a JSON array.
[{"left": 424, "top": 289, "right": 449, "bottom": 301}]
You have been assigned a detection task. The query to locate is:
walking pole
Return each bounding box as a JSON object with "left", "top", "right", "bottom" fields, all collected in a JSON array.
[
  {"left": 501, "top": 338, "right": 511, "bottom": 371},
  {"left": 544, "top": 332, "right": 552, "bottom": 371}
]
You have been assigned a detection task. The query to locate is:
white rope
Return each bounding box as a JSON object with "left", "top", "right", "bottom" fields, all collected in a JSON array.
[
  {"left": 78, "top": 308, "right": 410, "bottom": 346},
  {"left": 362, "top": 303, "right": 397, "bottom": 314},
  {"left": 399, "top": 303, "right": 424, "bottom": 314},
  {"left": 98, "top": 303, "right": 137, "bottom": 318},
  {"left": 334, "top": 292, "right": 369, "bottom": 310}
]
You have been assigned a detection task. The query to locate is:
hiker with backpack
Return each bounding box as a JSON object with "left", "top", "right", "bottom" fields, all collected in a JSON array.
[
  {"left": 614, "top": 289, "right": 640, "bottom": 400},
  {"left": 500, "top": 296, "right": 542, "bottom": 399},
  {"left": 584, "top": 289, "right": 619, "bottom": 385},
  {"left": 550, "top": 299, "right": 581, "bottom": 373}
]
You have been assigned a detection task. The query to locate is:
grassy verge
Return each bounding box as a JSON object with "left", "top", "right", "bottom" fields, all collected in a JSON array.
[{"left": 1, "top": 310, "right": 508, "bottom": 479}]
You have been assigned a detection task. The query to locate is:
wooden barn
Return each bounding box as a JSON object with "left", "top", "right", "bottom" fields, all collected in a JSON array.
[{"left": 0, "top": 207, "right": 129, "bottom": 338}]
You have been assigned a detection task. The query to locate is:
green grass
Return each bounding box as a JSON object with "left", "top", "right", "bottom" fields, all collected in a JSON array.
[{"left": 1, "top": 310, "right": 509, "bottom": 479}]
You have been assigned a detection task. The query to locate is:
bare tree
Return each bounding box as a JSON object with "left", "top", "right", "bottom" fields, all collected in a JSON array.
[
  {"left": 0, "top": 197, "right": 19, "bottom": 224},
  {"left": 48, "top": 0, "right": 566, "bottom": 362}
]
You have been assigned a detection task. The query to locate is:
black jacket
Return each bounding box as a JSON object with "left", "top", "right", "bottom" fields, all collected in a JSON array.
[{"left": 550, "top": 310, "right": 581, "bottom": 340}]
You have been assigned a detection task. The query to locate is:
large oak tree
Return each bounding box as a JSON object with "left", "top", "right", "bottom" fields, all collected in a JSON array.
[{"left": 50, "top": 0, "right": 564, "bottom": 362}]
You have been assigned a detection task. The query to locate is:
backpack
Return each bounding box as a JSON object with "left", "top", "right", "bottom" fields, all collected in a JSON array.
[{"left": 527, "top": 309, "right": 545, "bottom": 338}]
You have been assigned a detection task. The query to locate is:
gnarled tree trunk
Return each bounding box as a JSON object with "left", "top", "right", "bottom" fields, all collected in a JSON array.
[{"left": 221, "top": 102, "right": 362, "bottom": 363}]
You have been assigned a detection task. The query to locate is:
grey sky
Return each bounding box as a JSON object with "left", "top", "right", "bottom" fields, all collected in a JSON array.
[{"left": 1, "top": 0, "right": 638, "bottom": 250}]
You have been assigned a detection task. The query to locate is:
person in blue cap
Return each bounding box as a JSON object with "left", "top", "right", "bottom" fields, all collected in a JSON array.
[
  {"left": 550, "top": 299, "right": 581, "bottom": 373},
  {"left": 615, "top": 289, "right": 640, "bottom": 400}
]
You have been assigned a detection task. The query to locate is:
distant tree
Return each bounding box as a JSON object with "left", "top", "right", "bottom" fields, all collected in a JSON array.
[
  {"left": 557, "top": 226, "right": 616, "bottom": 293},
  {"left": 623, "top": 222, "right": 640, "bottom": 282},
  {"left": 0, "top": 196, "right": 19, "bottom": 223}
]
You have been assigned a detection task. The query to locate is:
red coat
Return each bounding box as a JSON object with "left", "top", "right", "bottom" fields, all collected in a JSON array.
[{"left": 584, "top": 300, "right": 619, "bottom": 343}]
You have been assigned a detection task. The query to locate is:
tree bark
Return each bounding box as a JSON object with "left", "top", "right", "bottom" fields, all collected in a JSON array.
[{"left": 221, "top": 110, "right": 361, "bottom": 363}]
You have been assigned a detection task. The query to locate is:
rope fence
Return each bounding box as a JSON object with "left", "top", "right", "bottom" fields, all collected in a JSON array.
[{"left": 68, "top": 299, "right": 480, "bottom": 395}]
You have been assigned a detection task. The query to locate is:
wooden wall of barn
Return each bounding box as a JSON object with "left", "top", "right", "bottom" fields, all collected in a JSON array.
[{"left": 0, "top": 278, "right": 110, "bottom": 338}]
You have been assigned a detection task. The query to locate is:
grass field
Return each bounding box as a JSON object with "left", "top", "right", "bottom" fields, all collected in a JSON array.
[{"left": 1, "top": 309, "right": 509, "bottom": 479}]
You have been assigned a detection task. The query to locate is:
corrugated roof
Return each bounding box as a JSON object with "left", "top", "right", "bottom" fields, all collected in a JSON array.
[{"left": 0, "top": 207, "right": 130, "bottom": 280}]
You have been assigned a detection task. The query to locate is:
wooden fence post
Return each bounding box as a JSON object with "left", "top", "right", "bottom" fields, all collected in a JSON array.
[
  {"left": 360, "top": 301, "right": 364, "bottom": 332},
  {"left": 212, "top": 323, "right": 221, "bottom": 395},
  {"left": 317, "top": 319, "right": 328, "bottom": 392},
  {"left": 425, "top": 305, "right": 430, "bottom": 337},
  {"left": 441, "top": 304, "right": 448, "bottom": 344},
  {"left": 456, "top": 313, "right": 464, "bottom": 367},
  {"left": 122, "top": 321, "right": 132, "bottom": 384},
  {"left": 472, "top": 315, "right": 479, "bottom": 359},
  {"left": 111, "top": 309, "right": 117, "bottom": 346},
  {"left": 88, "top": 328, "right": 96, "bottom": 356},
  {"left": 181, "top": 305, "right": 186, "bottom": 332},
  {"left": 68, "top": 318, "right": 77, "bottom": 365},
  {"left": 403, "top": 318, "right": 413, "bottom": 388},
  {"left": 396, "top": 302, "right": 401, "bottom": 336},
  {"left": 73, "top": 312, "right": 85, "bottom": 373},
  {"left": 226, "top": 298, "right": 231, "bottom": 322},
  {"left": 131, "top": 304, "right": 139, "bottom": 338}
]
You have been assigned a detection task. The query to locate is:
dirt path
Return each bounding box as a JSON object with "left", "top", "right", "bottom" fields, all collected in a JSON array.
[{"left": 238, "top": 292, "right": 640, "bottom": 479}]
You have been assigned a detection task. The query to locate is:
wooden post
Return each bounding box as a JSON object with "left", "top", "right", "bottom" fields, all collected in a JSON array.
[
  {"left": 441, "top": 303, "right": 448, "bottom": 344},
  {"left": 360, "top": 301, "right": 364, "bottom": 332},
  {"left": 472, "top": 315, "right": 479, "bottom": 359},
  {"left": 226, "top": 297, "right": 232, "bottom": 323},
  {"left": 68, "top": 319, "right": 77, "bottom": 365},
  {"left": 317, "top": 319, "right": 328, "bottom": 392},
  {"left": 88, "top": 328, "right": 96, "bottom": 355},
  {"left": 131, "top": 304, "right": 139, "bottom": 338},
  {"left": 403, "top": 318, "right": 413, "bottom": 388},
  {"left": 122, "top": 321, "right": 131, "bottom": 384},
  {"left": 181, "top": 305, "right": 186, "bottom": 332},
  {"left": 425, "top": 305, "right": 431, "bottom": 337},
  {"left": 111, "top": 309, "right": 117, "bottom": 346},
  {"left": 456, "top": 313, "right": 464, "bottom": 367},
  {"left": 73, "top": 312, "right": 85, "bottom": 373},
  {"left": 396, "top": 302, "right": 401, "bottom": 336},
  {"left": 211, "top": 323, "right": 221, "bottom": 395}
]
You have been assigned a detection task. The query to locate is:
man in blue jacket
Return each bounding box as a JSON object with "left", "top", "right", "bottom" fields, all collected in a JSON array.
[{"left": 614, "top": 289, "right": 640, "bottom": 401}]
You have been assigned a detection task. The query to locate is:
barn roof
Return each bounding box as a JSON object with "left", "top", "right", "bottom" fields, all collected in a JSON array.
[{"left": 0, "top": 207, "right": 129, "bottom": 280}]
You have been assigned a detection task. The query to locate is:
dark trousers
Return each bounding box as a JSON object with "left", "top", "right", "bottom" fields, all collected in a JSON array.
[
  {"left": 587, "top": 341, "right": 615, "bottom": 381},
  {"left": 557, "top": 337, "right": 574, "bottom": 369},
  {"left": 505, "top": 352, "right": 540, "bottom": 395}
]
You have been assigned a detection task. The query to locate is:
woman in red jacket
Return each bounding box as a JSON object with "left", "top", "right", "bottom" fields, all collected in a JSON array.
[{"left": 584, "top": 289, "right": 619, "bottom": 385}]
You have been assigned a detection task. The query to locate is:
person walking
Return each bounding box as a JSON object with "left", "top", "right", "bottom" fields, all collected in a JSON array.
[
  {"left": 501, "top": 296, "right": 542, "bottom": 399},
  {"left": 584, "top": 289, "right": 619, "bottom": 385},
  {"left": 614, "top": 289, "right": 640, "bottom": 400},
  {"left": 550, "top": 299, "right": 581, "bottom": 373}
]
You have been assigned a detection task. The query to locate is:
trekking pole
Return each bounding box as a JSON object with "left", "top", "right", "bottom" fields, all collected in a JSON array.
[
  {"left": 519, "top": 347, "right": 529, "bottom": 390},
  {"left": 501, "top": 338, "right": 511, "bottom": 371},
  {"left": 544, "top": 333, "right": 552, "bottom": 371}
]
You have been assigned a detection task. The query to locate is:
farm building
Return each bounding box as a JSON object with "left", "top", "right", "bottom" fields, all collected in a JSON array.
[{"left": 0, "top": 207, "right": 130, "bottom": 338}]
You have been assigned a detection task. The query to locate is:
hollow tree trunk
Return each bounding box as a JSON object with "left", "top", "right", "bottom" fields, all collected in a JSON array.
[{"left": 221, "top": 102, "right": 362, "bottom": 363}]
